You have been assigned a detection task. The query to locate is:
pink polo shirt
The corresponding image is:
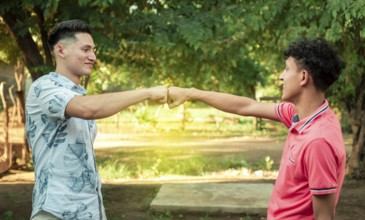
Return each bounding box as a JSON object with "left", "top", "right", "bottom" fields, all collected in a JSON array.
[{"left": 267, "top": 100, "right": 346, "bottom": 220}]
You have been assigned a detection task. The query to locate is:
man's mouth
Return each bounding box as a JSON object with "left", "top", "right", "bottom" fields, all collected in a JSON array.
[{"left": 279, "top": 83, "right": 284, "bottom": 90}]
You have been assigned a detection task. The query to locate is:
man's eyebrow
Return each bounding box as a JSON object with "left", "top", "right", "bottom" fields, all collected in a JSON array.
[
  {"left": 82, "top": 45, "right": 94, "bottom": 48},
  {"left": 81, "top": 45, "right": 96, "bottom": 51}
]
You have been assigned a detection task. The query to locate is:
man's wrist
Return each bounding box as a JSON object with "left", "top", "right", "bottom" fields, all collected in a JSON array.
[
  {"left": 187, "top": 87, "right": 196, "bottom": 100},
  {"left": 144, "top": 88, "right": 153, "bottom": 100}
]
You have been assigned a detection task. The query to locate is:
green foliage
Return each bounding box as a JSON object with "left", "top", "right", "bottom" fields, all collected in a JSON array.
[
  {"left": 132, "top": 103, "right": 158, "bottom": 128},
  {"left": 97, "top": 150, "right": 276, "bottom": 180},
  {"left": 323, "top": 0, "right": 365, "bottom": 96},
  {"left": 255, "top": 156, "right": 275, "bottom": 171},
  {"left": 0, "top": 22, "right": 20, "bottom": 64},
  {"left": 1, "top": 0, "right": 363, "bottom": 101},
  {"left": 98, "top": 159, "right": 131, "bottom": 180},
  {"left": 93, "top": 1, "right": 270, "bottom": 97},
  {"left": 2, "top": 0, "right": 364, "bottom": 175},
  {"left": 2, "top": 211, "right": 14, "bottom": 220}
]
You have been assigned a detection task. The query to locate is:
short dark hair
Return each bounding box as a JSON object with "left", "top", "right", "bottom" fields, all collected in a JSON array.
[
  {"left": 48, "top": 19, "right": 92, "bottom": 52},
  {"left": 284, "top": 39, "right": 346, "bottom": 92}
]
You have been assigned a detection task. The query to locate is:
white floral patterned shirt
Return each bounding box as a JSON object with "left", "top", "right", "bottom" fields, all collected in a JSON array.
[{"left": 26, "top": 72, "right": 106, "bottom": 219}]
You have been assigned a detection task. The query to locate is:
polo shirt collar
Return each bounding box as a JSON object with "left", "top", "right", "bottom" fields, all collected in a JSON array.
[
  {"left": 49, "top": 72, "right": 87, "bottom": 95},
  {"left": 289, "top": 100, "right": 329, "bottom": 133}
]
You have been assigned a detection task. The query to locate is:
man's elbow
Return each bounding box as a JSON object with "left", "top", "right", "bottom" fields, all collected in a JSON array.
[{"left": 65, "top": 105, "right": 101, "bottom": 120}]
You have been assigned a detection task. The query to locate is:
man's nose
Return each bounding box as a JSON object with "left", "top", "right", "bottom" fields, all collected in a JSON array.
[
  {"left": 89, "top": 51, "right": 96, "bottom": 61},
  {"left": 279, "top": 70, "right": 284, "bottom": 80}
]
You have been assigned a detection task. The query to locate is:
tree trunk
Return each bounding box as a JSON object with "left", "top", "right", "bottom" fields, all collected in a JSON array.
[
  {"left": 0, "top": 82, "right": 12, "bottom": 173},
  {"left": 8, "top": 85, "right": 17, "bottom": 126},
  {"left": 346, "top": 76, "right": 365, "bottom": 179},
  {"left": 2, "top": 7, "right": 45, "bottom": 81},
  {"left": 14, "top": 59, "right": 26, "bottom": 124}
]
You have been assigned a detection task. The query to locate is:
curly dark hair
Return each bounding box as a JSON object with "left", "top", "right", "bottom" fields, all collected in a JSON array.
[
  {"left": 48, "top": 19, "right": 92, "bottom": 53},
  {"left": 284, "top": 39, "right": 346, "bottom": 92}
]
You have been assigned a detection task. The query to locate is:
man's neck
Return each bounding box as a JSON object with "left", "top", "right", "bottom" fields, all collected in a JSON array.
[
  {"left": 295, "top": 92, "right": 325, "bottom": 120},
  {"left": 55, "top": 67, "right": 80, "bottom": 85}
]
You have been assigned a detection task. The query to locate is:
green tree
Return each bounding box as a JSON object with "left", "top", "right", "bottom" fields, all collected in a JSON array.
[
  {"left": 106, "top": 1, "right": 268, "bottom": 98},
  {"left": 323, "top": 0, "right": 365, "bottom": 178},
  {"left": 0, "top": 0, "right": 130, "bottom": 81},
  {"left": 1, "top": 0, "right": 269, "bottom": 96},
  {"left": 235, "top": 0, "right": 365, "bottom": 178},
  {"left": 118, "top": 0, "right": 365, "bottom": 178},
  {"left": 1, "top": 0, "right": 364, "bottom": 178}
]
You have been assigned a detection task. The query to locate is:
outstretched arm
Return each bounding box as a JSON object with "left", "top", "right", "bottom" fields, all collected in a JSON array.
[
  {"left": 168, "top": 87, "right": 278, "bottom": 121},
  {"left": 66, "top": 86, "right": 167, "bottom": 120}
]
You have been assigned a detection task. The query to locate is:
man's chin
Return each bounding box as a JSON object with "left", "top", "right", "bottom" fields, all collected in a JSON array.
[
  {"left": 281, "top": 95, "right": 286, "bottom": 101},
  {"left": 79, "top": 72, "right": 92, "bottom": 77},
  {"left": 281, "top": 95, "right": 291, "bottom": 103}
]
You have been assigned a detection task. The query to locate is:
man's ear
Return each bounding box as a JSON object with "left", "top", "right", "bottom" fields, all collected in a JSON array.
[
  {"left": 54, "top": 44, "right": 65, "bottom": 57},
  {"left": 300, "top": 70, "right": 310, "bottom": 86}
]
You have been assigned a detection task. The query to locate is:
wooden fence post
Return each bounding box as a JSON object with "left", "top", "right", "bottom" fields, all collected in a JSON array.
[{"left": 0, "top": 82, "right": 12, "bottom": 173}]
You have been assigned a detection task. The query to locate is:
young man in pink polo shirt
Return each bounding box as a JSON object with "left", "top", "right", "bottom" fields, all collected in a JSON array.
[{"left": 167, "top": 39, "right": 346, "bottom": 219}]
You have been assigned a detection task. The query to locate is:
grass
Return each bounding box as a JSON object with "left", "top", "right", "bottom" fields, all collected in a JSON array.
[
  {"left": 96, "top": 103, "right": 287, "bottom": 137},
  {"left": 95, "top": 104, "right": 283, "bottom": 181},
  {"left": 96, "top": 150, "right": 278, "bottom": 181}
]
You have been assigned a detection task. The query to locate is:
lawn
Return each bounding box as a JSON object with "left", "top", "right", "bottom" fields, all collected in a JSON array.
[{"left": 95, "top": 104, "right": 286, "bottom": 181}]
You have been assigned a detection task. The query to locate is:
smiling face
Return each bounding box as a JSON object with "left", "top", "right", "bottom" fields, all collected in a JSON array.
[
  {"left": 279, "top": 56, "right": 303, "bottom": 103},
  {"left": 55, "top": 33, "right": 96, "bottom": 83}
]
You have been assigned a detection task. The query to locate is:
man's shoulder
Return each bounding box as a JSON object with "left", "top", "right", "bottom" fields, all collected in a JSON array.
[
  {"left": 30, "top": 73, "right": 69, "bottom": 90},
  {"left": 29, "top": 74, "right": 53, "bottom": 88},
  {"left": 306, "top": 114, "right": 344, "bottom": 149},
  {"left": 28, "top": 74, "right": 73, "bottom": 102}
]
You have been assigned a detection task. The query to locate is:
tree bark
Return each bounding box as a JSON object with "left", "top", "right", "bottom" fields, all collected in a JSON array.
[
  {"left": 346, "top": 75, "right": 365, "bottom": 179},
  {"left": 0, "top": 82, "right": 12, "bottom": 173},
  {"left": 2, "top": 8, "right": 45, "bottom": 82},
  {"left": 34, "top": 6, "right": 53, "bottom": 66},
  {"left": 8, "top": 85, "right": 16, "bottom": 126},
  {"left": 14, "top": 60, "right": 26, "bottom": 124}
]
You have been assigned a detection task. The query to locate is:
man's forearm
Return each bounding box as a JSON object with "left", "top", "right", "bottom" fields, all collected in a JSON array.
[
  {"left": 188, "top": 88, "right": 258, "bottom": 116},
  {"left": 66, "top": 89, "right": 154, "bottom": 119}
]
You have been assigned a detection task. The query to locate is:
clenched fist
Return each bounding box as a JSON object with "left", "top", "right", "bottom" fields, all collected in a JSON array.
[
  {"left": 148, "top": 86, "right": 168, "bottom": 104},
  {"left": 167, "top": 87, "right": 192, "bottom": 108}
]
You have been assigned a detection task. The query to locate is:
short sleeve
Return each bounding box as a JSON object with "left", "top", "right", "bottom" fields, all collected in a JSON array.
[
  {"left": 275, "top": 102, "right": 296, "bottom": 128},
  {"left": 27, "top": 79, "right": 76, "bottom": 120},
  {"left": 304, "top": 139, "right": 338, "bottom": 195}
]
